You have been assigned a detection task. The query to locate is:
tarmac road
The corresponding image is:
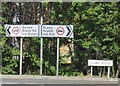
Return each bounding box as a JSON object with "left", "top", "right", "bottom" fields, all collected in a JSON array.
[
  {"left": 0, "top": 75, "right": 119, "bottom": 86},
  {"left": 1, "top": 84, "right": 119, "bottom": 86}
]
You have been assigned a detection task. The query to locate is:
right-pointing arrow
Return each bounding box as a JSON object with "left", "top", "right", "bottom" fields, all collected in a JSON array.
[{"left": 66, "top": 26, "right": 71, "bottom": 37}]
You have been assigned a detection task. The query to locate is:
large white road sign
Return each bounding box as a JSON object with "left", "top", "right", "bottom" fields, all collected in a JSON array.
[
  {"left": 5, "top": 25, "right": 39, "bottom": 37},
  {"left": 5, "top": 24, "right": 74, "bottom": 38},
  {"left": 41, "top": 25, "right": 73, "bottom": 38}
]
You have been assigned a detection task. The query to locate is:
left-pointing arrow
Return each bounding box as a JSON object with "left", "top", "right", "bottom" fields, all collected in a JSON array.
[
  {"left": 7, "top": 26, "right": 11, "bottom": 35},
  {"left": 66, "top": 26, "right": 71, "bottom": 37}
]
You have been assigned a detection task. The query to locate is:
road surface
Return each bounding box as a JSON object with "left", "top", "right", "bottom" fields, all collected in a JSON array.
[{"left": 0, "top": 75, "right": 119, "bottom": 86}]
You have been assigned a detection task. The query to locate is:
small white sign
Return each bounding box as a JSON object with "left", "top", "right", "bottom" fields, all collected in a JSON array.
[
  {"left": 5, "top": 25, "right": 39, "bottom": 37},
  {"left": 88, "top": 60, "right": 113, "bottom": 66},
  {"left": 41, "top": 25, "right": 73, "bottom": 38}
]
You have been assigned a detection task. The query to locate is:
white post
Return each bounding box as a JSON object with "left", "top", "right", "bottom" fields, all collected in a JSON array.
[
  {"left": 56, "top": 38, "right": 60, "bottom": 76},
  {"left": 40, "top": 0, "right": 44, "bottom": 75},
  {"left": 91, "top": 66, "right": 93, "bottom": 76},
  {"left": 108, "top": 67, "right": 110, "bottom": 78},
  {"left": 40, "top": 38, "right": 43, "bottom": 75},
  {"left": 40, "top": 12, "right": 43, "bottom": 75},
  {"left": 40, "top": 37, "right": 43, "bottom": 75},
  {"left": 20, "top": 37, "right": 23, "bottom": 75}
]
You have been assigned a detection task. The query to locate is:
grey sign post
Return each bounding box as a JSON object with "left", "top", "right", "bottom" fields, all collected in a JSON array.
[
  {"left": 13, "top": 13, "right": 21, "bottom": 75},
  {"left": 40, "top": 0, "right": 44, "bottom": 75}
]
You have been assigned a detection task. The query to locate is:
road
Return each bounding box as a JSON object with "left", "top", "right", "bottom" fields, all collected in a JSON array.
[{"left": 0, "top": 75, "right": 119, "bottom": 86}]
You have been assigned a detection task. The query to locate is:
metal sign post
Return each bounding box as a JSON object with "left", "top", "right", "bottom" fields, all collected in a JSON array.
[
  {"left": 91, "top": 66, "right": 93, "bottom": 76},
  {"left": 56, "top": 38, "right": 60, "bottom": 76},
  {"left": 40, "top": 0, "right": 43, "bottom": 75},
  {"left": 20, "top": 37, "right": 23, "bottom": 75},
  {"left": 108, "top": 67, "right": 110, "bottom": 78},
  {"left": 40, "top": 16, "right": 43, "bottom": 75}
]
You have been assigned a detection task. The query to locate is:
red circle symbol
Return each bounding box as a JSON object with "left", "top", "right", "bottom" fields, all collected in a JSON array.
[
  {"left": 56, "top": 27, "right": 65, "bottom": 35},
  {"left": 12, "top": 27, "right": 20, "bottom": 35}
]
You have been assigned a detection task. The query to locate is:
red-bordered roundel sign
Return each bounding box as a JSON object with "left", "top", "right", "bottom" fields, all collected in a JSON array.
[
  {"left": 12, "top": 27, "right": 20, "bottom": 35},
  {"left": 56, "top": 27, "right": 65, "bottom": 35}
]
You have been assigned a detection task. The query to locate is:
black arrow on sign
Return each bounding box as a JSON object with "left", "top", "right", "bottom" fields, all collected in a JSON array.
[
  {"left": 66, "top": 26, "right": 71, "bottom": 37},
  {"left": 7, "top": 26, "right": 11, "bottom": 35}
]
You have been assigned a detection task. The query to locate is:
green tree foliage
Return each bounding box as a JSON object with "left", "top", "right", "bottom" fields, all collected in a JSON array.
[
  {"left": 70, "top": 2, "right": 119, "bottom": 77},
  {"left": 1, "top": 2, "right": 119, "bottom": 78}
]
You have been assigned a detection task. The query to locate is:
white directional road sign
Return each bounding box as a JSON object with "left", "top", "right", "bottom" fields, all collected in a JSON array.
[
  {"left": 5, "top": 25, "right": 39, "bottom": 37},
  {"left": 5, "top": 24, "right": 74, "bottom": 38},
  {"left": 41, "top": 25, "right": 73, "bottom": 38}
]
